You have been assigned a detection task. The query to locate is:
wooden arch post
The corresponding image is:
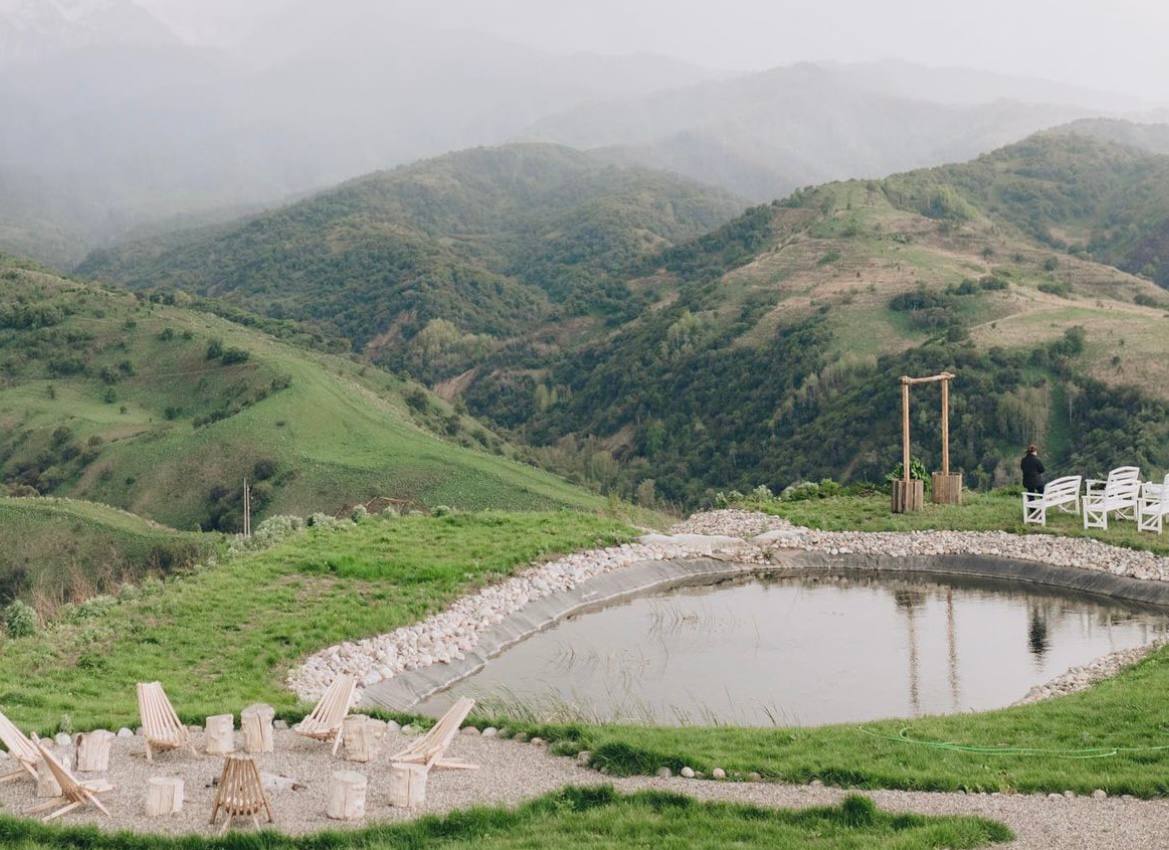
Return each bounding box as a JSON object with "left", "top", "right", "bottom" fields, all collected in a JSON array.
[{"left": 892, "top": 372, "right": 961, "bottom": 513}]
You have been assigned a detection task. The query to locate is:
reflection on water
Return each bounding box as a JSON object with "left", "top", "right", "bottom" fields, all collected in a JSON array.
[{"left": 417, "top": 572, "right": 1169, "bottom": 727}]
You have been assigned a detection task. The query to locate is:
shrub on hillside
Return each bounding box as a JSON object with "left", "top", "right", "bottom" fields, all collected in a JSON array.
[{"left": 4, "top": 600, "right": 38, "bottom": 638}]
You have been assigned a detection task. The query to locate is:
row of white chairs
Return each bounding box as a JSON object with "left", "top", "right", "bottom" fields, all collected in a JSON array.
[{"left": 1022, "top": 466, "right": 1169, "bottom": 533}]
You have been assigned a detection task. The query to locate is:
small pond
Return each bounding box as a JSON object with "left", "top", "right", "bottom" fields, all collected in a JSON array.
[{"left": 417, "top": 571, "right": 1169, "bottom": 726}]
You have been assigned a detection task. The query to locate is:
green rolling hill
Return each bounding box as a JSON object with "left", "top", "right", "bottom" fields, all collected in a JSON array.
[{"left": 0, "top": 254, "right": 619, "bottom": 531}]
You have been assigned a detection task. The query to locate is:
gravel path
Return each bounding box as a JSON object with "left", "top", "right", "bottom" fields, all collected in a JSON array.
[{"left": 8, "top": 728, "right": 1169, "bottom": 848}]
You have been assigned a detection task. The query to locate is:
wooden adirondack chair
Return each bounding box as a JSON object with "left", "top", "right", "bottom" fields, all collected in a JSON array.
[
  {"left": 1084, "top": 466, "right": 1142, "bottom": 530},
  {"left": 0, "top": 710, "right": 42, "bottom": 783},
  {"left": 209, "top": 754, "right": 273, "bottom": 833},
  {"left": 390, "top": 697, "right": 478, "bottom": 772},
  {"left": 294, "top": 674, "right": 355, "bottom": 755},
  {"left": 25, "top": 739, "right": 113, "bottom": 822},
  {"left": 1022, "top": 475, "right": 1083, "bottom": 526},
  {"left": 137, "top": 682, "right": 196, "bottom": 762}
]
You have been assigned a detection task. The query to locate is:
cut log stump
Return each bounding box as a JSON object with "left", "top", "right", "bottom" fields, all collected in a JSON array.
[
  {"left": 341, "top": 715, "right": 386, "bottom": 763},
  {"left": 326, "top": 770, "right": 367, "bottom": 820},
  {"left": 205, "top": 715, "right": 235, "bottom": 755},
  {"left": 145, "top": 777, "right": 184, "bottom": 816},
  {"left": 241, "top": 704, "right": 275, "bottom": 754},
  {"left": 36, "top": 757, "right": 62, "bottom": 798},
  {"left": 74, "top": 730, "right": 114, "bottom": 773},
  {"left": 388, "top": 762, "right": 427, "bottom": 808}
]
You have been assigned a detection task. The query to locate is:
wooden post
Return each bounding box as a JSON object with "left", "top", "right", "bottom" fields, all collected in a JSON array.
[
  {"left": 902, "top": 378, "right": 911, "bottom": 484},
  {"left": 74, "top": 730, "right": 114, "bottom": 773},
  {"left": 932, "top": 374, "right": 963, "bottom": 505},
  {"left": 342, "top": 715, "right": 386, "bottom": 763},
  {"left": 145, "top": 777, "right": 184, "bottom": 816},
  {"left": 241, "top": 704, "right": 274, "bottom": 754},
  {"left": 388, "top": 762, "right": 428, "bottom": 808},
  {"left": 205, "top": 715, "right": 235, "bottom": 755},
  {"left": 327, "top": 771, "right": 367, "bottom": 820},
  {"left": 243, "top": 478, "right": 251, "bottom": 538},
  {"left": 941, "top": 378, "right": 950, "bottom": 476}
]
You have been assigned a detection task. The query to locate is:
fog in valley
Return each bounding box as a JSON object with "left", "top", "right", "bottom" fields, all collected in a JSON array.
[{"left": 3, "top": 0, "right": 1169, "bottom": 267}]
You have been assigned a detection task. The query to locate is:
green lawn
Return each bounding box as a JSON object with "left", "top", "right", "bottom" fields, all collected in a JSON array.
[
  {"left": 0, "top": 497, "right": 219, "bottom": 612},
  {"left": 0, "top": 788, "right": 1011, "bottom": 850},
  {"left": 0, "top": 512, "right": 635, "bottom": 733}
]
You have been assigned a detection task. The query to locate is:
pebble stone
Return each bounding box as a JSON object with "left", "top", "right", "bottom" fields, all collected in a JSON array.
[
  {"left": 748, "top": 772, "right": 762, "bottom": 782},
  {"left": 712, "top": 768, "right": 726, "bottom": 779},
  {"left": 680, "top": 766, "right": 696, "bottom": 778},
  {"left": 481, "top": 727, "right": 498, "bottom": 738},
  {"left": 1092, "top": 789, "right": 1107, "bottom": 799},
  {"left": 656, "top": 767, "right": 672, "bottom": 778},
  {"left": 54, "top": 732, "right": 72, "bottom": 748},
  {"left": 461, "top": 726, "right": 480, "bottom": 736},
  {"left": 116, "top": 727, "right": 133, "bottom": 738}
]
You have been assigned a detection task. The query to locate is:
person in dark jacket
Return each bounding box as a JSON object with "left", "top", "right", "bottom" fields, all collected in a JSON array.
[{"left": 1021, "top": 445, "right": 1045, "bottom": 493}]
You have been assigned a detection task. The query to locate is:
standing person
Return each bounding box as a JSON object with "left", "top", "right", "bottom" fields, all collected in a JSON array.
[{"left": 1021, "top": 445, "right": 1045, "bottom": 493}]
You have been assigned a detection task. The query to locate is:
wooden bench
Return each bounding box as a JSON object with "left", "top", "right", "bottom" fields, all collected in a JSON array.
[{"left": 1022, "top": 475, "right": 1082, "bottom": 526}]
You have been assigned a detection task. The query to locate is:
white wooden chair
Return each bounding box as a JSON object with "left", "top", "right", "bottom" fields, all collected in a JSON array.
[
  {"left": 294, "top": 674, "right": 355, "bottom": 755},
  {"left": 1083, "top": 466, "right": 1142, "bottom": 530},
  {"left": 0, "top": 710, "right": 41, "bottom": 784},
  {"left": 1022, "top": 475, "right": 1082, "bottom": 526},
  {"left": 390, "top": 697, "right": 478, "bottom": 772},
  {"left": 1138, "top": 475, "right": 1169, "bottom": 534},
  {"left": 137, "top": 682, "right": 196, "bottom": 761},
  {"left": 25, "top": 739, "right": 113, "bottom": 822}
]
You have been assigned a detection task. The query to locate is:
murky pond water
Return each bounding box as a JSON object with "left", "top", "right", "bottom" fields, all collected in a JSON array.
[{"left": 418, "top": 571, "right": 1169, "bottom": 726}]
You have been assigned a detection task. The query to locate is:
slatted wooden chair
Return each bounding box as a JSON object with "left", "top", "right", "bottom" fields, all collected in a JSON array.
[
  {"left": 0, "top": 710, "right": 42, "bottom": 784},
  {"left": 209, "top": 754, "right": 273, "bottom": 833},
  {"left": 1022, "top": 475, "right": 1083, "bottom": 526},
  {"left": 1084, "top": 466, "right": 1142, "bottom": 530},
  {"left": 25, "top": 739, "right": 113, "bottom": 822},
  {"left": 294, "top": 674, "right": 355, "bottom": 755},
  {"left": 137, "top": 682, "right": 196, "bottom": 762},
  {"left": 390, "top": 697, "right": 478, "bottom": 772},
  {"left": 1138, "top": 475, "right": 1169, "bottom": 534}
]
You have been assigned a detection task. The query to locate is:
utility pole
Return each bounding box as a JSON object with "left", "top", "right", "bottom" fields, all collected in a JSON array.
[{"left": 243, "top": 477, "right": 252, "bottom": 538}]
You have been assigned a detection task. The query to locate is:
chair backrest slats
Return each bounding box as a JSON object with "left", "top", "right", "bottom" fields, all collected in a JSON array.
[
  {"left": 302, "top": 674, "right": 354, "bottom": 730},
  {"left": 397, "top": 697, "right": 475, "bottom": 764},
  {"left": 0, "top": 711, "right": 39, "bottom": 764}
]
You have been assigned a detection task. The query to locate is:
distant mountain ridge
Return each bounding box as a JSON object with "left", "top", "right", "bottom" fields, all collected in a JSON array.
[{"left": 523, "top": 62, "right": 1102, "bottom": 200}]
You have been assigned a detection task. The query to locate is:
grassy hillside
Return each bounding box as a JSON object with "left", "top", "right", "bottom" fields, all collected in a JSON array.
[
  {"left": 886, "top": 129, "right": 1169, "bottom": 287},
  {"left": 0, "top": 512, "right": 635, "bottom": 731},
  {"left": 78, "top": 144, "right": 743, "bottom": 376},
  {"left": 463, "top": 133, "right": 1169, "bottom": 504},
  {"left": 0, "top": 496, "right": 217, "bottom": 611},
  {"left": 0, "top": 257, "right": 620, "bottom": 530},
  {"left": 75, "top": 131, "right": 1169, "bottom": 508}
]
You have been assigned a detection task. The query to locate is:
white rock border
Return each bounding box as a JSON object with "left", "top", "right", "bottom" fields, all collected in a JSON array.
[{"left": 289, "top": 509, "right": 1169, "bottom": 704}]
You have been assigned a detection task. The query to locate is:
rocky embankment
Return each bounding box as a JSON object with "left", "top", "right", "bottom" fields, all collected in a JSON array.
[{"left": 289, "top": 509, "right": 1169, "bottom": 703}]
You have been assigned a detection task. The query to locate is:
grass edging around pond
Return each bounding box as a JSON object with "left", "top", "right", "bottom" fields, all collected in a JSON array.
[{"left": 0, "top": 786, "right": 1012, "bottom": 850}]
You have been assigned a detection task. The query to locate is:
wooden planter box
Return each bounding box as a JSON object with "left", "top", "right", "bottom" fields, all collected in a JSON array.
[
  {"left": 891, "top": 479, "right": 925, "bottom": 513},
  {"left": 931, "top": 473, "right": 963, "bottom": 505}
]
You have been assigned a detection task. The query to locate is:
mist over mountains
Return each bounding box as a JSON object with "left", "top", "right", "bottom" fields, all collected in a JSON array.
[{"left": 0, "top": 0, "right": 1161, "bottom": 270}]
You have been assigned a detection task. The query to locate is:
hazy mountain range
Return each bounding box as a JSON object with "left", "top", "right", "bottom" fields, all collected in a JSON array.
[{"left": 2, "top": 0, "right": 1162, "bottom": 269}]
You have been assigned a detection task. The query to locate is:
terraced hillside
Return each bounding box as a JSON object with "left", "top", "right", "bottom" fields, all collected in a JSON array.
[{"left": 0, "top": 255, "right": 617, "bottom": 530}]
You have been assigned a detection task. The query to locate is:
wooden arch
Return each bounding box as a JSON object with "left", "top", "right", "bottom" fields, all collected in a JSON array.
[{"left": 892, "top": 372, "right": 962, "bottom": 513}]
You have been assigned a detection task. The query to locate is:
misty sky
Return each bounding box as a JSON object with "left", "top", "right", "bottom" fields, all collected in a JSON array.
[{"left": 139, "top": 0, "right": 1169, "bottom": 103}]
